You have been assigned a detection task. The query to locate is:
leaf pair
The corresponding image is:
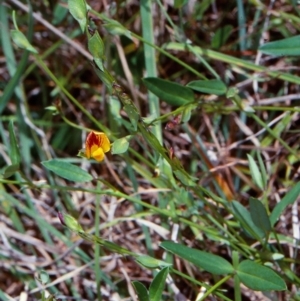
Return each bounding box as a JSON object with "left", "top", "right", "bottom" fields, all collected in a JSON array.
[
  {"left": 132, "top": 267, "right": 169, "bottom": 301},
  {"left": 232, "top": 185, "right": 300, "bottom": 243},
  {"left": 161, "top": 241, "right": 286, "bottom": 291},
  {"left": 143, "top": 77, "right": 227, "bottom": 107}
]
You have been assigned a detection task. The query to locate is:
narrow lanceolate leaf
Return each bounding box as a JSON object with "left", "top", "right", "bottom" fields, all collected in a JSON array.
[
  {"left": 88, "top": 30, "right": 105, "bottom": 71},
  {"left": 135, "top": 255, "right": 172, "bottom": 269},
  {"left": 3, "top": 164, "right": 20, "bottom": 178},
  {"left": 68, "top": 0, "right": 88, "bottom": 32},
  {"left": 8, "top": 120, "right": 21, "bottom": 165},
  {"left": 42, "top": 159, "right": 93, "bottom": 182},
  {"left": 10, "top": 30, "right": 38, "bottom": 53},
  {"left": 58, "top": 212, "right": 85, "bottom": 233},
  {"left": 160, "top": 241, "right": 234, "bottom": 275},
  {"left": 247, "top": 154, "right": 264, "bottom": 190},
  {"left": 103, "top": 20, "right": 131, "bottom": 38},
  {"left": 143, "top": 77, "right": 194, "bottom": 106},
  {"left": 259, "top": 35, "right": 300, "bottom": 57},
  {"left": 237, "top": 260, "right": 286, "bottom": 291},
  {"left": 149, "top": 267, "right": 169, "bottom": 301},
  {"left": 249, "top": 198, "right": 271, "bottom": 235},
  {"left": 186, "top": 79, "right": 227, "bottom": 95},
  {"left": 270, "top": 182, "right": 300, "bottom": 226},
  {"left": 132, "top": 281, "right": 149, "bottom": 301}
]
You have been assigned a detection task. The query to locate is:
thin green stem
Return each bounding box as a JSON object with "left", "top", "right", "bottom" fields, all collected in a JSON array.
[
  {"left": 198, "top": 275, "right": 232, "bottom": 301},
  {"left": 60, "top": 115, "right": 91, "bottom": 132},
  {"left": 12, "top": 10, "right": 19, "bottom": 30}
]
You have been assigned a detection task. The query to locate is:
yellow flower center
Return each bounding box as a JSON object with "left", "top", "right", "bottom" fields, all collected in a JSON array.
[{"left": 91, "top": 144, "right": 105, "bottom": 162}]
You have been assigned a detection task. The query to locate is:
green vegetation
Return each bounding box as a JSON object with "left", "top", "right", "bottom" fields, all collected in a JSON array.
[{"left": 1, "top": 0, "right": 300, "bottom": 300}]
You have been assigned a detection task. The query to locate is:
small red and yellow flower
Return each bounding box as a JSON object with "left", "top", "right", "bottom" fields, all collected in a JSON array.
[{"left": 85, "top": 131, "right": 110, "bottom": 162}]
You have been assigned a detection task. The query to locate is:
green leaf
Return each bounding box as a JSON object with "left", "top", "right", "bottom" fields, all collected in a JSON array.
[
  {"left": 103, "top": 20, "right": 131, "bottom": 38},
  {"left": 88, "top": 30, "right": 105, "bottom": 71},
  {"left": 3, "top": 164, "right": 20, "bottom": 178},
  {"left": 247, "top": 154, "right": 264, "bottom": 190},
  {"left": 10, "top": 30, "right": 38, "bottom": 53},
  {"left": 160, "top": 241, "right": 234, "bottom": 275},
  {"left": 186, "top": 79, "right": 227, "bottom": 95},
  {"left": 271, "top": 253, "right": 284, "bottom": 261},
  {"left": 232, "top": 201, "right": 265, "bottom": 239},
  {"left": 8, "top": 120, "right": 21, "bottom": 165},
  {"left": 135, "top": 255, "right": 172, "bottom": 269},
  {"left": 111, "top": 136, "right": 131, "bottom": 154},
  {"left": 68, "top": 0, "right": 88, "bottom": 32},
  {"left": 59, "top": 212, "right": 85, "bottom": 232},
  {"left": 212, "top": 25, "right": 233, "bottom": 49},
  {"left": 237, "top": 260, "right": 286, "bottom": 291},
  {"left": 259, "top": 35, "right": 300, "bottom": 57},
  {"left": 270, "top": 182, "right": 300, "bottom": 226},
  {"left": 149, "top": 267, "right": 169, "bottom": 301},
  {"left": 143, "top": 77, "right": 194, "bottom": 106},
  {"left": 132, "top": 281, "right": 149, "bottom": 301},
  {"left": 45, "top": 106, "right": 59, "bottom": 112},
  {"left": 249, "top": 198, "right": 271, "bottom": 235},
  {"left": 42, "top": 159, "right": 93, "bottom": 182}
]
